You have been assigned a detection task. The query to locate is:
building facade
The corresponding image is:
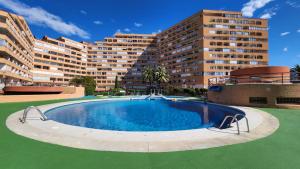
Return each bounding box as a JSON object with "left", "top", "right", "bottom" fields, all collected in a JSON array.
[
  {"left": 0, "top": 10, "right": 34, "bottom": 89},
  {"left": 0, "top": 9, "right": 269, "bottom": 91},
  {"left": 158, "top": 10, "right": 268, "bottom": 88},
  {"left": 87, "top": 33, "right": 157, "bottom": 91},
  {"left": 32, "top": 36, "right": 88, "bottom": 86}
]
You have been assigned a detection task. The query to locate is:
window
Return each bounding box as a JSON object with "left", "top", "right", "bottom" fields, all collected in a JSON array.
[
  {"left": 209, "top": 30, "right": 216, "bottom": 34},
  {"left": 0, "top": 39, "right": 6, "bottom": 46},
  {"left": 277, "top": 98, "right": 300, "bottom": 105},
  {"left": 223, "top": 48, "right": 230, "bottom": 52},
  {"left": 249, "top": 97, "right": 268, "bottom": 104},
  {"left": 203, "top": 48, "right": 209, "bottom": 52},
  {"left": 230, "top": 43, "right": 236, "bottom": 47},
  {"left": 230, "top": 60, "right": 238, "bottom": 64},
  {"left": 250, "top": 61, "right": 258, "bottom": 65}
]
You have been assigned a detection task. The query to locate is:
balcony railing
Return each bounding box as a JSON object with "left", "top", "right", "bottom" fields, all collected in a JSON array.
[{"left": 208, "top": 72, "right": 300, "bottom": 87}]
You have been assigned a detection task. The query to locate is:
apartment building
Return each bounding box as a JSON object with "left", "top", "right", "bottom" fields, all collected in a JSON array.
[
  {"left": 158, "top": 10, "right": 268, "bottom": 88},
  {"left": 0, "top": 10, "right": 34, "bottom": 89},
  {"left": 0, "top": 9, "right": 269, "bottom": 91},
  {"left": 87, "top": 33, "right": 157, "bottom": 91},
  {"left": 32, "top": 36, "right": 88, "bottom": 85}
]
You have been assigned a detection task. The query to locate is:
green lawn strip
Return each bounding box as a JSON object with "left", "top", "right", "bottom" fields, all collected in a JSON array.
[{"left": 0, "top": 100, "right": 299, "bottom": 169}]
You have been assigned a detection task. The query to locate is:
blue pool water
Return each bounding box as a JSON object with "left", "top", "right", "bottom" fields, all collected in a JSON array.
[{"left": 45, "top": 99, "right": 244, "bottom": 132}]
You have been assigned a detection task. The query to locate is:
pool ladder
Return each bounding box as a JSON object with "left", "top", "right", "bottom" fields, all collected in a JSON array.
[
  {"left": 19, "top": 106, "right": 47, "bottom": 123},
  {"left": 219, "top": 114, "right": 249, "bottom": 135}
]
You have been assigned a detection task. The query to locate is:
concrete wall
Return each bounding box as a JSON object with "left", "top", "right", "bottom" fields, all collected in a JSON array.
[
  {"left": 208, "top": 84, "right": 300, "bottom": 109},
  {"left": 61, "top": 87, "right": 77, "bottom": 94},
  {"left": 0, "top": 87, "right": 84, "bottom": 103}
]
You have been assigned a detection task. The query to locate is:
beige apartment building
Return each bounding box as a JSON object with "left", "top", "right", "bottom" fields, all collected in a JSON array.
[
  {"left": 0, "top": 9, "right": 269, "bottom": 92},
  {"left": 158, "top": 10, "right": 268, "bottom": 88},
  {"left": 33, "top": 36, "right": 88, "bottom": 86},
  {"left": 0, "top": 10, "right": 34, "bottom": 89},
  {"left": 87, "top": 33, "right": 157, "bottom": 91}
]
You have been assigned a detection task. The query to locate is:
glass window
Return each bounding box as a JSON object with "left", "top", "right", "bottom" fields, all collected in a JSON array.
[{"left": 0, "top": 39, "right": 6, "bottom": 46}]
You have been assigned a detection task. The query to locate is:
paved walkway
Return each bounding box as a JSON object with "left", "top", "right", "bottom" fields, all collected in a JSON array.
[{"left": 6, "top": 99, "right": 279, "bottom": 152}]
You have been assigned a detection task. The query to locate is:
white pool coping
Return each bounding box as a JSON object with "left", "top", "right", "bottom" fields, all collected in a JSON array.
[{"left": 6, "top": 98, "right": 279, "bottom": 152}]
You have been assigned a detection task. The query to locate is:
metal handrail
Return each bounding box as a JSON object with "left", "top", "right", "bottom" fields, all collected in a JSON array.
[
  {"left": 219, "top": 115, "right": 234, "bottom": 129},
  {"left": 208, "top": 71, "right": 300, "bottom": 87},
  {"left": 219, "top": 113, "right": 249, "bottom": 135},
  {"left": 234, "top": 114, "right": 250, "bottom": 133},
  {"left": 19, "top": 106, "right": 47, "bottom": 123}
]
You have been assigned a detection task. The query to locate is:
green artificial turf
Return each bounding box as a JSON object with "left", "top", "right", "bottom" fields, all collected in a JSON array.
[{"left": 0, "top": 99, "right": 299, "bottom": 169}]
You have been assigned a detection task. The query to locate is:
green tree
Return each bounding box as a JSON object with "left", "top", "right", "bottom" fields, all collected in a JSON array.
[
  {"left": 69, "top": 76, "right": 96, "bottom": 96},
  {"left": 114, "top": 76, "right": 119, "bottom": 89},
  {"left": 154, "top": 66, "right": 169, "bottom": 90},
  {"left": 69, "top": 76, "right": 83, "bottom": 86},
  {"left": 291, "top": 64, "right": 300, "bottom": 81},
  {"left": 292, "top": 64, "right": 300, "bottom": 73},
  {"left": 142, "top": 66, "right": 155, "bottom": 90}
]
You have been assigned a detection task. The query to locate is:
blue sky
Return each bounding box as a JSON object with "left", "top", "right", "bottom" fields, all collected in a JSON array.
[{"left": 0, "top": 0, "right": 299, "bottom": 67}]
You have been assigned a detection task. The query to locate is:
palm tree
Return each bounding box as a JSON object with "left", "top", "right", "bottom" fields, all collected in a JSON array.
[
  {"left": 154, "top": 66, "right": 169, "bottom": 90},
  {"left": 142, "top": 66, "right": 155, "bottom": 90}
]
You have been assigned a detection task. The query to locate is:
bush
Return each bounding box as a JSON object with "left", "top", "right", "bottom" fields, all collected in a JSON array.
[
  {"left": 95, "top": 92, "right": 109, "bottom": 96},
  {"left": 200, "top": 88, "right": 208, "bottom": 95},
  {"left": 183, "top": 88, "right": 196, "bottom": 96},
  {"left": 115, "top": 92, "right": 125, "bottom": 96},
  {"left": 173, "top": 88, "right": 183, "bottom": 94},
  {"left": 195, "top": 88, "right": 201, "bottom": 95},
  {"left": 82, "top": 77, "right": 96, "bottom": 96}
]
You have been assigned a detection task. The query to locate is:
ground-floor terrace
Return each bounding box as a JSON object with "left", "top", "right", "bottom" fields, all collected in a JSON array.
[{"left": 0, "top": 97, "right": 300, "bottom": 169}]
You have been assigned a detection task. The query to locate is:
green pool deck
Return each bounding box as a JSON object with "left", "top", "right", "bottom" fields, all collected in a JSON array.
[{"left": 0, "top": 99, "right": 299, "bottom": 169}]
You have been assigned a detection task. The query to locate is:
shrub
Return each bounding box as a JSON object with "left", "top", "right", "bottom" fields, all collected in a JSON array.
[
  {"left": 200, "top": 88, "right": 208, "bottom": 95},
  {"left": 183, "top": 88, "right": 196, "bottom": 96},
  {"left": 195, "top": 88, "right": 201, "bottom": 95},
  {"left": 173, "top": 88, "right": 183, "bottom": 94}
]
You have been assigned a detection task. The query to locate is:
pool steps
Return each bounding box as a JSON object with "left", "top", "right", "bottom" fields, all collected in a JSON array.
[
  {"left": 219, "top": 114, "right": 249, "bottom": 135},
  {"left": 19, "top": 106, "right": 47, "bottom": 123}
]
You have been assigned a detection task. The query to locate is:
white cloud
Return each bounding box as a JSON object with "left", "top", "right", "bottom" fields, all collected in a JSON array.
[
  {"left": 286, "top": 0, "right": 300, "bottom": 8},
  {"left": 134, "top": 22, "right": 143, "bottom": 27},
  {"left": 297, "top": 29, "right": 300, "bottom": 33},
  {"left": 242, "top": 0, "right": 273, "bottom": 17},
  {"left": 80, "top": 10, "right": 87, "bottom": 15},
  {"left": 115, "top": 29, "right": 122, "bottom": 34},
  {"left": 124, "top": 28, "right": 130, "bottom": 32},
  {"left": 280, "top": 32, "right": 290, "bottom": 36},
  {"left": 260, "top": 13, "right": 272, "bottom": 19},
  {"left": 93, "top": 20, "right": 103, "bottom": 25},
  {"left": 260, "top": 6, "right": 278, "bottom": 19},
  {"left": 283, "top": 47, "right": 288, "bottom": 52},
  {"left": 152, "top": 29, "right": 162, "bottom": 35},
  {"left": 0, "top": 0, "right": 90, "bottom": 39}
]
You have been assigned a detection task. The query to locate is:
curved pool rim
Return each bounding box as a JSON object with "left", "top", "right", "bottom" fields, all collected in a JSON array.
[
  {"left": 43, "top": 98, "right": 246, "bottom": 132},
  {"left": 6, "top": 98, "right": 280, "bottom": 152}
]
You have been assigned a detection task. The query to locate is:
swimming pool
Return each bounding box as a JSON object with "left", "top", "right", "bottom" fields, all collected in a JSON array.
[{"left": 45, "top": 99, "right": 244, "bottom": 132}]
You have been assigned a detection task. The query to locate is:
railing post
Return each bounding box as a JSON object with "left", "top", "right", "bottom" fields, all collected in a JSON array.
[{"left": 236, "top": 117, "right": 240, "bottom": 135}]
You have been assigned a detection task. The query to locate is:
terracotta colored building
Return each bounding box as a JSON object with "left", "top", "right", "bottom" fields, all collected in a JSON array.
[
  {"left": 0, "top": 10, "right": 34, "bottom": 88},
  {"left": 0, "top": 9, "right": 269, "bottom": 91},
  {"left": 32, "top": 36, "right": 88, "bottom": 86},
  {"left": 87, "top": 33, "right": 157, "bottom": 91},
  {"left": 208, "top": 66, "right": 300, "bottom": 109},
  {"left": 158, "top": 10, "right": 268, "bottom": 88}
]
